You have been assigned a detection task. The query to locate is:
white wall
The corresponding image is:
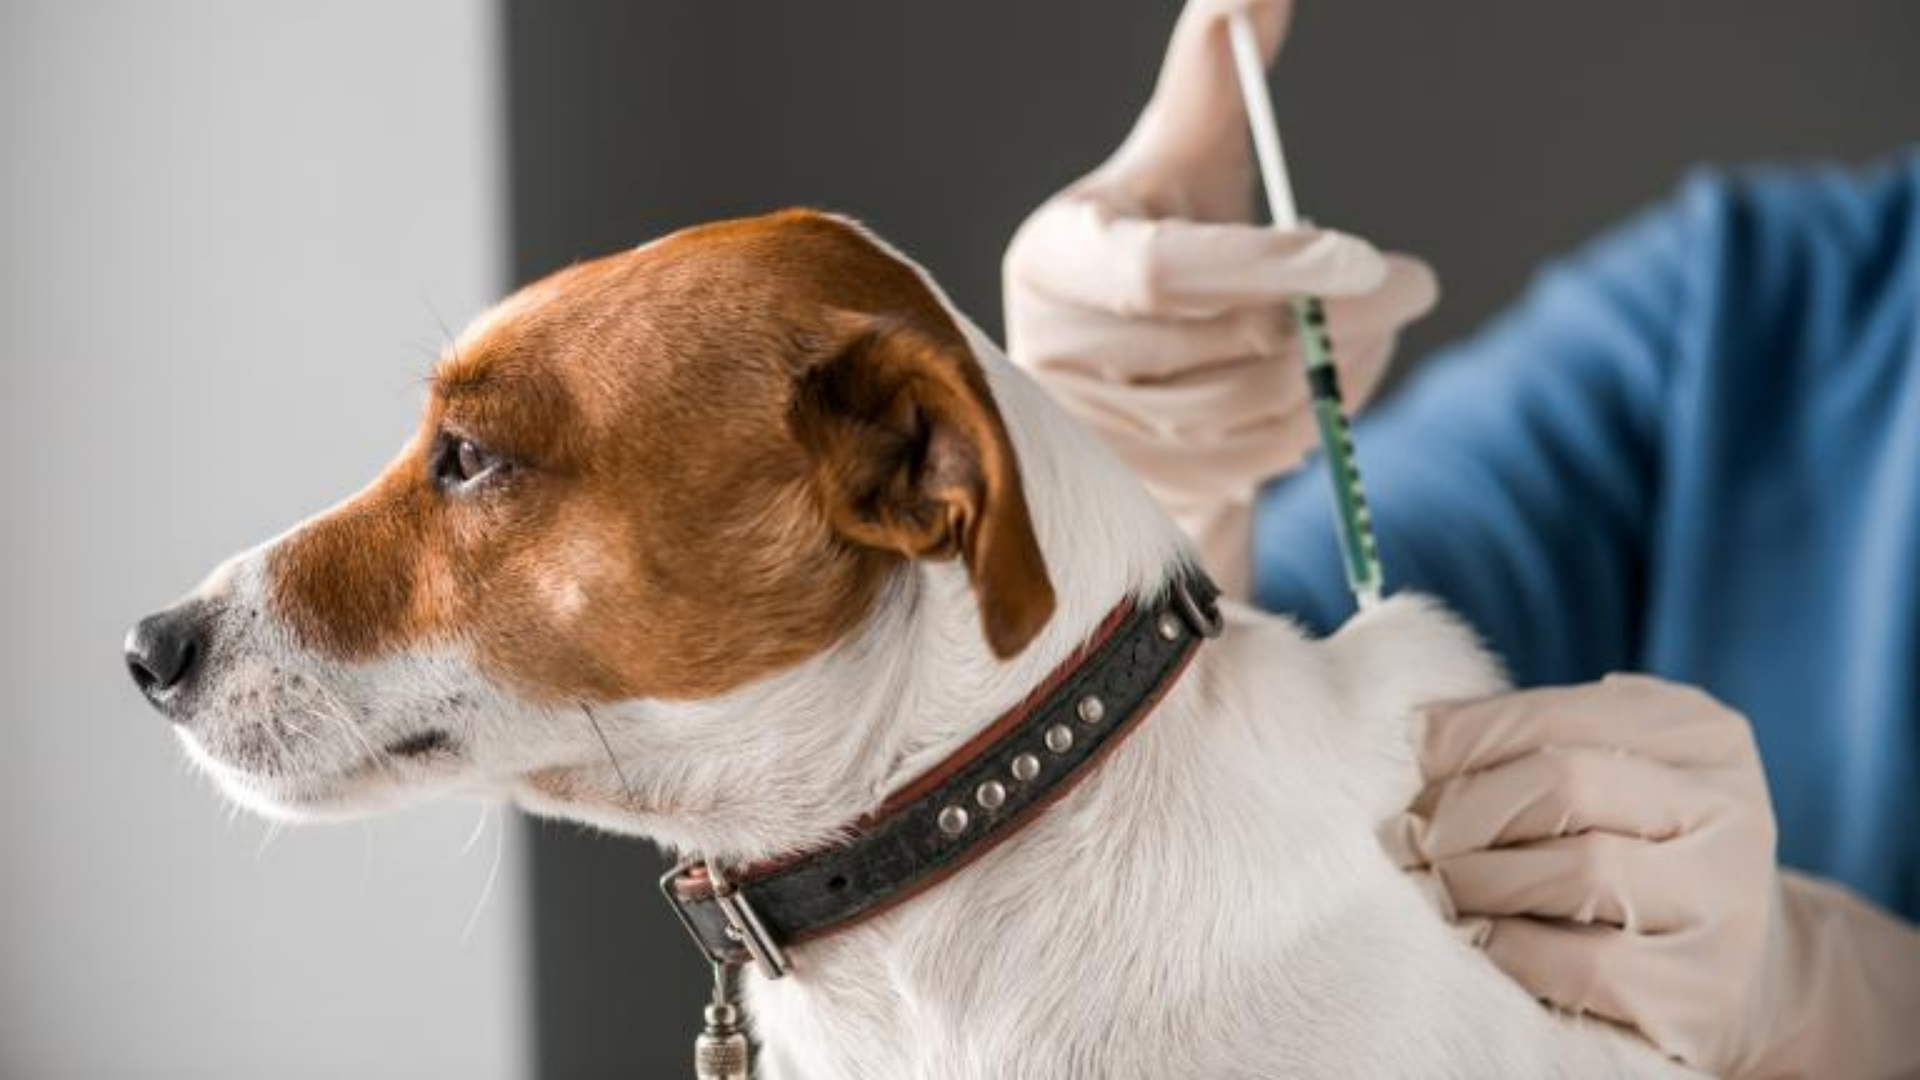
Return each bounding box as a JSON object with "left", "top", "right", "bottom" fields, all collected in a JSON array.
[{"left": 0, "top": 2, "right": 530, "bottom": 1077}]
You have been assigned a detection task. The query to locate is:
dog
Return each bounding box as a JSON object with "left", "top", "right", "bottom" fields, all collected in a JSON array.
[{"left": 126, "top": 210, "right": 1701, "bottom": 1079}]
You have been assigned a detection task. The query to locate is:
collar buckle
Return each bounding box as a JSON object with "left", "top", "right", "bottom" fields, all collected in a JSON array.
[
  {"left": 710, "top": 863, "right": 791, "bottom": 979},
  {"left": 660, "top": 860, "right": 792, "bottom": 980}
]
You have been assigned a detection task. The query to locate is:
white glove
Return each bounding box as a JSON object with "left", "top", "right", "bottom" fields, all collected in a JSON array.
[
  {"left": 1003, "top": 0, "right": 1436, "bottom": 598},
  {"left": 1386, "top": 674, "right": 1920, "bottom": 1078}
]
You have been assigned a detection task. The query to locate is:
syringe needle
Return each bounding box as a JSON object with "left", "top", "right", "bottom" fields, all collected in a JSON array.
[{"left": 1225, "top": 11, "right": 1384, "bottom": 611}]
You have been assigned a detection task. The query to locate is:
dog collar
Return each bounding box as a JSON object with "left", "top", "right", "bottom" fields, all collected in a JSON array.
[{"left": 660, "top": 566, "right": 1223, "bottom": 981}]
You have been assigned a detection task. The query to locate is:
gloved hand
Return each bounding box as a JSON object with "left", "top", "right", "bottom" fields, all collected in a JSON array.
[
  {"left": 1002, "top": 0, "right": 1436, "bottom": 598},
  {"left": 1385, "top": 674, "right": 1920, "bottom": 1078}
]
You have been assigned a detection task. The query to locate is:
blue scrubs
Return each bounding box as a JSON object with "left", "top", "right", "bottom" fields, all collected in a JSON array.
[{"left": 1252, "top": 153, "right": 1920, "bottom": 919}]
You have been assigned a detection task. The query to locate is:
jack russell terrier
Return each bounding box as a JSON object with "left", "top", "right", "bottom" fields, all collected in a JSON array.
[{"left": 126, "top": 210, "right": 1701, "bottom": 1079}]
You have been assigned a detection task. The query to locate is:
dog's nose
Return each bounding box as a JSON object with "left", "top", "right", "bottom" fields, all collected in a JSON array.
[{"left": 125, "top": 604, "right": 209, "bottom": 711}]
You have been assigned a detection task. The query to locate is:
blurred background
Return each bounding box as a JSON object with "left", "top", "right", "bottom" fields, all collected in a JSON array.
[{"left": 2, "top": 1, "right": 1914, "bottom": 1076}]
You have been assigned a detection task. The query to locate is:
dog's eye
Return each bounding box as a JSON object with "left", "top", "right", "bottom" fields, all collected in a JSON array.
[{"left": 433, "top": 436, "right": 507, "bottom": 490}]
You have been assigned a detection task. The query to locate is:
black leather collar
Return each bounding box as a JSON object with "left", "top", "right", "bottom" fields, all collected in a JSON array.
[{"left": 660, "top": 566, "right": 1223, "bottom": 978}]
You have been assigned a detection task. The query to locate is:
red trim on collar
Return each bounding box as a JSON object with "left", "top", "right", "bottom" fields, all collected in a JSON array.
[
  {"left": 679, "top": 593, "right": 1141, "bottom": 891},
  {"left": 661, "top": 568, "right": 1221, "bottom": 972}
]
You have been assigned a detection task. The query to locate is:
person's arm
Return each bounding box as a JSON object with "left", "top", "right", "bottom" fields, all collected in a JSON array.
[{"left": 1261, "top": 177, "right": 1920, "bottom": 1075}]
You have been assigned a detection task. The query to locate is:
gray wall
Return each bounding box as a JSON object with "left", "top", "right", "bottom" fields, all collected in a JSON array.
[{"left": 0, "top": 3, "right": 529, "bottom": 1078}]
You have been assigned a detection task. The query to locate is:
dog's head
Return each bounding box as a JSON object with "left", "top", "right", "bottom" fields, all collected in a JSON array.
[{"left": 125, "top": 211, "right": 1055, "bottom": 832}]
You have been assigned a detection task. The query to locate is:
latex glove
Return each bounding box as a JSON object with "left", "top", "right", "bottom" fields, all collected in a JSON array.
[
  {"left": 1002, "top": 0, "right": 1436, "bottom": 599},
  {"left": 1385, "top": 674, "right": 1920, "bottom": 1078}
]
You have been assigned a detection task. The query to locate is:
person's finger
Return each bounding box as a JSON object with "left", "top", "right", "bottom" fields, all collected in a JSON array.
[
  {"left": 1131, "top": 353, "right": 1307, "bottom": 432},
  {"left": 1076, "top": 361, "right": 1302, "bottom": 447},
  {"left": 1118, "top": 0, "right": 1295, "bottom": 200},
  {"left": 1316, "top": 254, "right": 1438, "bottom": 411},
  {"left": 1419, "top": 675, "right": 1755, "bottom": 782},
  {"left": 1081, "top": 400, "right": 1319, "bottom": 498},
  {"left": 1417, "top": 747, "right": 1718, "bottom": 861},
  {"left": 1017, "top": 255, "right": 1428, "bottom": 394},
  {"left": 1017, "top": 300, "right": 1299, "bottom": 387},
  {"left": 1435, "top": 834, "right": 1696, "bottom": 933},
  {"left": 1381, "top": 811, "right": 1431, "bottom": 871},
  {"left": 1321, "top": 254, "right": 1439, "bottom": 341},
  {"left": 1009, "top": 201, "right": 1389, "bottom": 318},
  {"left": 1479, "top": 917, "right": 1654, "bottom": 1031},
  {"left": 1174, "top": 0, "right": 1293, "bottom": 65}
]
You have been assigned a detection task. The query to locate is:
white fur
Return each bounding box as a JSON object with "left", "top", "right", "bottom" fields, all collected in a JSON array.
[{"left": 176, "top": 238, "right": 1706, "bottom": 1079}]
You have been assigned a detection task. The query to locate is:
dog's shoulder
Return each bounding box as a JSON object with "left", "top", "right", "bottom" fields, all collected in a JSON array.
[
  {"left": 1327, "top": 593, "right": 1510, "bottom": 711},
  {"left": 1196, "top": 594, "right": 1509, "bottom": 822}
]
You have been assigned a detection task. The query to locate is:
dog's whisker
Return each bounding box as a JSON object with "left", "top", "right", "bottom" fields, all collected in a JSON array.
[
  {"left": 258, "top": 715, "right": 297, "bottom": 776},
  {"left": 310, "top": 681, "right": 370, "bottom": 747},
  {"left": 303, "top": 704, "right": 368, "bottom": 769},
  {"left": 303, "top": 680, "right": 398, "bottom": 778},
  {"left": 460, "top": 801, "right": 491, "bottom": 857},
  {"left": 254, "top": 820, "right": 283, "bottom": 861},
  {"left": 422, "top": 292, "right": 458, "bottom": 353},
  {"left": 581, "top": 703, "right": 639, "bottom": 809},
  {"left": 459, "top": 804, "right": 504, "bottom": 948}
]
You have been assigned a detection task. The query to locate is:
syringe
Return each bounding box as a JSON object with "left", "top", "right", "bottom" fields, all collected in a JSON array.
[{"left": 1225, "top": 12, "right": 1384, "bottom": 611}]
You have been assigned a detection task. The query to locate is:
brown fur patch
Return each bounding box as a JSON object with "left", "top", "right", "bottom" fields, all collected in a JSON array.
[{"left": 267, "top": 210, "right": 1053, "bottom": 703}]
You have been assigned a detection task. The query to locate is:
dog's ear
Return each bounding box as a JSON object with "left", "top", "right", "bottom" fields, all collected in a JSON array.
[{"left": 791, "top": 313, "right": 1055, "bottom": 658}]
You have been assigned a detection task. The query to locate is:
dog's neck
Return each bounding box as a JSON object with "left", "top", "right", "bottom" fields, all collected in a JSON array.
[
  {"left": 521, "top": 319, "right": 1195, "bottom": 867},
  {"left": 874, "top": 320, "right": 1197, "bottom": 798}
]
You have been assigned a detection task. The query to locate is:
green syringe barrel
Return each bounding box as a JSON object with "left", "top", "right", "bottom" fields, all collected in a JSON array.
[{"left": 1290, "top": 295, "right": 1383, "bottom": 609}]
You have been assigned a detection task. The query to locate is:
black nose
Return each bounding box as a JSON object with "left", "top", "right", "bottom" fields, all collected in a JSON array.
[{"left": 125, "top": 604, "right": 209, "bottom": 710}]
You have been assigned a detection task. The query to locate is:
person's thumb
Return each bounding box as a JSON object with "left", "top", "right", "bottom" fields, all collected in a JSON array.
[{"left": 1102, "top": 0, "right": 1295, "bottom": 222}]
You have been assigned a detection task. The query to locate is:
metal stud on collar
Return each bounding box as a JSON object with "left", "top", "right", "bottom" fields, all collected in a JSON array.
[
  {"left": 937, "top": 805, "right": 971, "bottom": 836},
  {"left": 1076, "top": 694, "right": 1106, "bottom": 724},
  {"left": 1156, "top": 611, "right": 1183, "bottom": 641},
  {"left": 1045, "top": 724, "right": 1074, "bottom": 754},
  {"left": 1010, "top": 753, "right": 1041, "bottom": 782},
  {"left": 975, "top": 780, "right": 1007, "bottom": 810}
]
